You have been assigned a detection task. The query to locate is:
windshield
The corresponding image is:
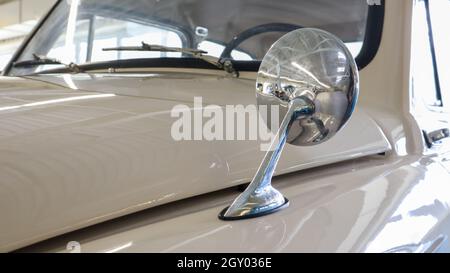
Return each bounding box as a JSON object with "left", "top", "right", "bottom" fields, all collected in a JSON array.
[{"left": 8, "top": 0, "right": 369, "bottom": 76}]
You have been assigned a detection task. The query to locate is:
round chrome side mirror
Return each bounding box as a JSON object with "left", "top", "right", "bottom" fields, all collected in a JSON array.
[{"left": 219, "top": 28, "right": 359, "bottom": 220}]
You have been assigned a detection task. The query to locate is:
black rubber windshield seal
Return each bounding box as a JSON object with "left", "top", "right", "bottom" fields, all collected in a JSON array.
[{"left": 355, "top": 0, "right": 385, "bottom": 70}]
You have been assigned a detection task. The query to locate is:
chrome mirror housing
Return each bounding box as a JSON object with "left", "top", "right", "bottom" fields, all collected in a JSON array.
[{"left": 219, "top": 28, "right": 359, "bottom": 220}]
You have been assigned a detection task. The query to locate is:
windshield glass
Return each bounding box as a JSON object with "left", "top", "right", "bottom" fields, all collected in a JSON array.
[{"left": 8, "top": 0, "right": 369, "bottom": 75}]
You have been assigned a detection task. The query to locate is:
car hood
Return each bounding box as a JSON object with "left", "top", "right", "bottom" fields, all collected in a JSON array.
[{"left": 0, "top": 73, "right": 390, "bottom": 252}]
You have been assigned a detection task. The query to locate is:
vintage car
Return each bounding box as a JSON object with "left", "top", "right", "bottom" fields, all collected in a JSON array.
[{"left": 0, "top": 0, "right": 449, "bottom": 253}]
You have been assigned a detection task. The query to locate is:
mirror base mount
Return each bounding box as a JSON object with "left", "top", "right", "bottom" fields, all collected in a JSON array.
[{"left": 218, "top": 197, "right": 289, "bottom": 221}]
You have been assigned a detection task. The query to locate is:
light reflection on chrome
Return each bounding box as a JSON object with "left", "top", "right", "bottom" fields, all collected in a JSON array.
[{"left": 291, "top": 62, "right": 331, "bottom": 89}]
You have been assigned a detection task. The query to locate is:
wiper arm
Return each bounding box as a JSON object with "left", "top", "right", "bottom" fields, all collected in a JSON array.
[
  {"left": 13, "top": 54, "right": 82, "bottom": 73},
  {"left": 103, "top": 42, "right": 238, "bottom": 77}
]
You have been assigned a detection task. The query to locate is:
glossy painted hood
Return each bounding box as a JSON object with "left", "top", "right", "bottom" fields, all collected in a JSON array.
[{"left": 0, "top": 73, "right": 390, "bottom": 251}]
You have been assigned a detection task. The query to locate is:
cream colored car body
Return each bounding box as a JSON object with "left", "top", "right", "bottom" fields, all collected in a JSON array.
[{"left": 1, "top": 0, "right": 450, "bottom": 252}]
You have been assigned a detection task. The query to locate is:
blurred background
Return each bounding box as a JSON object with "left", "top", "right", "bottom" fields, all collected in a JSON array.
[{"left": 0, "top": 0, "right": 56, "bottom": 71}]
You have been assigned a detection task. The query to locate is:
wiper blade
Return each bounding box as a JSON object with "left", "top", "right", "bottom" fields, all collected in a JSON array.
[
  {"left": 13, "top": 54, "right": 82, "bottom": 73},
  {"left": 104, "top": 43, "right": 207, "bottom": 55},
  {"left": 103, "top": 42, "right": 238, "bottom": 77}
]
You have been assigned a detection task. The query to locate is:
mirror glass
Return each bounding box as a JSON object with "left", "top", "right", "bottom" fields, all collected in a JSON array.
[{"left": 256, "top": 28, "right": 359, "bottom": 146}]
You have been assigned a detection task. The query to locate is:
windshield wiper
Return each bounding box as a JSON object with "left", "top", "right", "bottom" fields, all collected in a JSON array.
[
  {"left": 12, "top": 54, "right": 82, "bottom": 73},
  {"left": 103, "top": 42, "right": 238, "bottom": 77}
]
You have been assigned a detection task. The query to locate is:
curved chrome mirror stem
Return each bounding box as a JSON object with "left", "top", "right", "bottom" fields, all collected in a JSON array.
[{"left": 219, "top": 97, "right": 314, "bottom": 220}]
